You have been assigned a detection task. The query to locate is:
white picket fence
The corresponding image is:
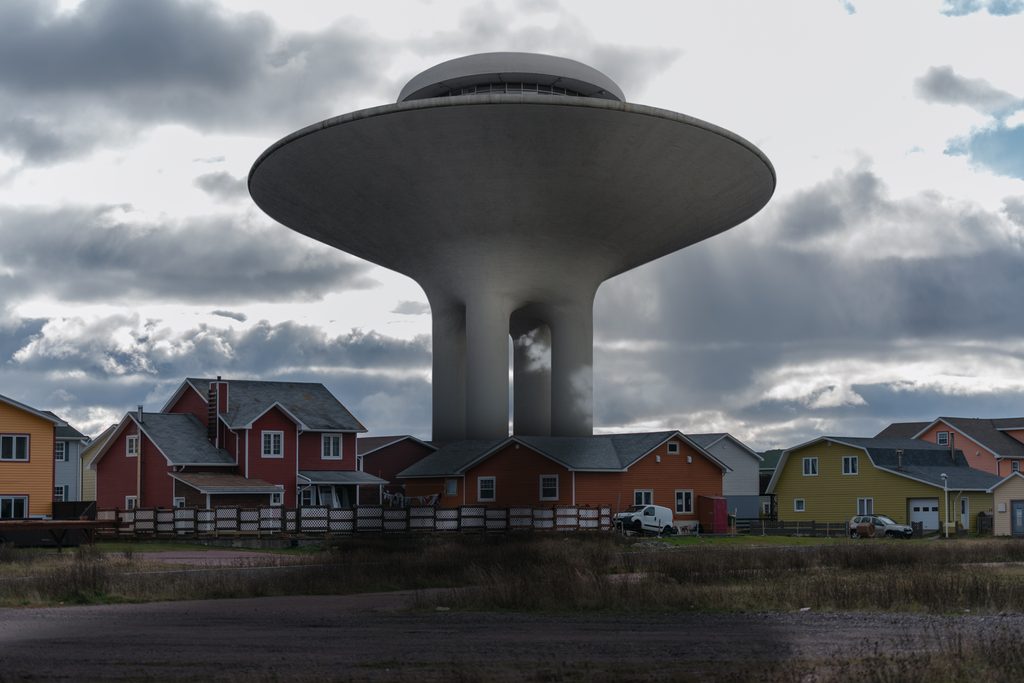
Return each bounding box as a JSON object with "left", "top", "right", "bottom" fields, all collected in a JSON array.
[{"left": 96, "top": 505, "right": 613, "bottom": 537}]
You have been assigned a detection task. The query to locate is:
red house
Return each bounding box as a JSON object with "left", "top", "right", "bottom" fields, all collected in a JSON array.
[
  {"left": 92, "top": 377, "right": 383, "bottom": 509},
  {"left": 356, "top": 435, "right": 436, "bottom": 504},
  {"left": 398, "top": 431, "right": 728, "bottom": 525}
]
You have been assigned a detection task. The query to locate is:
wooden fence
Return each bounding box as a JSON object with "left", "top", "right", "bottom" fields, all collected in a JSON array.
[
  {"left": 743, "top": 519, "right": 851, "bottom": 537},
  {"left": 96, "top": 504, "right": 613, "bottom": 538}
]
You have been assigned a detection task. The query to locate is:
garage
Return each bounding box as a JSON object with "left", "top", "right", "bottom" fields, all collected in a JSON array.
[{"left": 908, "top": 498, "right": 939, "bottom": 531}]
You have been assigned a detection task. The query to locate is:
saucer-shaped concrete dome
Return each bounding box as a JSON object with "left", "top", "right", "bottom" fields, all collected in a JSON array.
[{"left": 249, "top": 52, "right": 776, "bottom": 442}]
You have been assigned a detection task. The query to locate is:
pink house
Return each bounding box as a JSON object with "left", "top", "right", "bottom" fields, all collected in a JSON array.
[
  {"left": 92, "top": 377, "right": 383, "bottom": 509},
  {"left": 878, "top": 417, "right": 1024, "bottom": 477}
]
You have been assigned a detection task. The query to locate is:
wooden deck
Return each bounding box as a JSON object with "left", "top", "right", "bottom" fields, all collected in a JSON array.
[{"left": 0, "top": 519, "right": 120, "bottom": 549}]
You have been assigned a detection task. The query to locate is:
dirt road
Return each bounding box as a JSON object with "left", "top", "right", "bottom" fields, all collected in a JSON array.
[{"left": 2, "top": 594, "right": 1022, "bottom": 681}]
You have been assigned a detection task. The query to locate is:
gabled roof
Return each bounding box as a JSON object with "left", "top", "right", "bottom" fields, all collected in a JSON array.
[
  {"left": 41, "top": 411, "right": 88, "bottom": 440},
  {"left": 875, "top": 421, "right": 931, "bottom": 439},
  {"left": 768, "top": 436, "right": 1000, "bottom": 493},
  {"left": 81, "top": 423, "right": 118, "bottom": 465},
  {"left": 688, "top": 433, "right": 764, "bottom": 462},
  {"left": 914, "top": 417, "right": 1024, "bottom": 460},
  {"left": 986, "top": 471, "right": 1024, "bottom": 493},
  {"left": 0, "top": 393, "right": 65, "bottom": 425},
  {"left": 398, "top": 432, "right": 728, "bottom": 478},
  {"left": 170, "top": 472, "right": 279, "bottom": 494},
  {"left": 91, "top": 412, "right": 235, "bottom": 468},
  {"left": 357, "top": 435, "right": 436, "bottom": 456},
  {"left": 182, "top": 378, "right": 366, "bottom": 432}
]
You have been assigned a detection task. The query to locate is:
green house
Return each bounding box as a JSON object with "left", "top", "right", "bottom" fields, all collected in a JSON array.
[{"left": 767, "top": 437, "right": 998, "bottom": 533}]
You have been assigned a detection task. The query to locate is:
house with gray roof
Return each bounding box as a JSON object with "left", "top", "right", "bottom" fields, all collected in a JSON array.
[
  {"left": 399, "top": 431, "right": 730, "bottom": 527},
  {"left": 687, "top": 433, "right": 762, "bottom": 517},
  {"left": 91, "top": 378, "right": 382, "bottom": 510},
  {"left": 878, "top": 416, "right": 1024, "bottom": 478},
  {"left": 41, "top": 411, "right": 89, "bottom": 503}
]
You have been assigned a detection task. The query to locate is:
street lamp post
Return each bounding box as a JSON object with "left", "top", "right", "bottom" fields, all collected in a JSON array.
[{"left": 941, "top": 473, "right": 949, "bottom": 539}]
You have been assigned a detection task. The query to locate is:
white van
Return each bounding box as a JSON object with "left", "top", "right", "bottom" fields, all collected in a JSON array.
[{"left": 613, "top": 504, "right": 675, "bottom": 536}]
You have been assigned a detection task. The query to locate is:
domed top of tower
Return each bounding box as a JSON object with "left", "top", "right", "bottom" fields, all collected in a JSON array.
[{"left": 398, "top": 51, "right": 625, "bottom": 102}]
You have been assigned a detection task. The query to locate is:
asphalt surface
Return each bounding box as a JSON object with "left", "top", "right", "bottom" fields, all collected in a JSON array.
[{"left": 4, "top": 594, "right": 1024, "bottom": 681}]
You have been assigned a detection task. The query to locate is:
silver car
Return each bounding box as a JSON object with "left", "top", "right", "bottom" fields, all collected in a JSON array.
[{"left": 849, "top": 514, "right": 914, "bottom": 539}]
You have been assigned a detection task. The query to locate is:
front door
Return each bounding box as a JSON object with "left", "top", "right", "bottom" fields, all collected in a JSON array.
[
  {"left": 1012, "top": 501, "right": 1024, "bottom": 536},
  {"left": 960, "top": 497, "right": 970, "bottom": 531}
]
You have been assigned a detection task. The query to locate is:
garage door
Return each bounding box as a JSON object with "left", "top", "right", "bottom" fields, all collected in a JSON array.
[{"left": 909, "top": 498, "right": 939, "bottom": 530}]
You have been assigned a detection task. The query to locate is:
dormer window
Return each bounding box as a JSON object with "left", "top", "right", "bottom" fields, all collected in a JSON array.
[{"left": 937, "top": 431, "right": 949, "bottom": 446}]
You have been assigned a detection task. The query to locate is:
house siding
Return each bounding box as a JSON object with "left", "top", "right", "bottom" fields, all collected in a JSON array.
[
  {"left": 706, "top": 438, "right": 761, "bottom": 517},
  {"left": 298, "top": 432, "right": 357, "bottom": 472},
  {"left": 96, "top": 425, "right": 141, "bottom": 510},
  {"left": 917, "top": 424, "right": 996, "bottom": 474},
  {"left": 139, "top": 431, "right": 174, "bottom": 508},
  {"left": 405, "top": 476, "right": 462, "bottom": 505},
  {"left": 167, "top": 387, "right": 209, "bottom": 425},
  {"left": 0, "top": 402, "right": 55, "bottom": 518},
  {"left": 246, "top": 408, "right": 299, "bottom": 507},
  {"left": 774, "top": 442, "right": 993, "bottom": 532},
  {"left": 54, "top": 439, "right": 84, "bottom": 502},
  {"left": 81, "top": 451, "right": 97, "bottom": 501},
  {"left": 359, "top": 440, "right": 435, "bottom": 503},
  {"left": 992, "top": 476, "right": 1024, "bottom": 536},
  {"left": 462, "top": 444, "right": 573, "bottom": 507}
]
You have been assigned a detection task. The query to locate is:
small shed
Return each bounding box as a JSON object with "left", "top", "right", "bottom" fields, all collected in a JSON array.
[
  {"left": 698, "top": 495, "right": 729, "bottom": 533},
  {"left": 986, "top": 472, "right": 1024, "bottom": 536}
]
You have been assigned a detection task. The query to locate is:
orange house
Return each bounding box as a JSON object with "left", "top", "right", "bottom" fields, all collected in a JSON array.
[
  {"left": 1, "top": 393, "right": 65, "bottom": 519},
  {"left": 878, "top": 417, "right": 1024, "bottom": 477},
  {"left": 399, "top": 431, "right": 728, "bottom": 525}
]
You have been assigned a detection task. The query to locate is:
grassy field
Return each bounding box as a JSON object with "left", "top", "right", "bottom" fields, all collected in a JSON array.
[{"left": 4, "top": 533, "right": 1024, "bottom": 613}]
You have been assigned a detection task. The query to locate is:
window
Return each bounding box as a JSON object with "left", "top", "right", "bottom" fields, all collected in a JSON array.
[
  {"left": 299, "top": 488, "right": 315, "bottom": 506},
  {"left": 802, "top": 457, "right": 818, "bottom": 476},
  {"left": 321, "top": 434, "right": 342, "bottom": 459},
  {"left": 0, "top": 496, "right": 28, "bottom": 519},
  {"left": 794, "top": 498, "right": 806, "bottom": 512},
  {"left": 356, "top": 455, "right": 364, "bottom": 472},
  {"left": 173, "top": 497, "right": 186, "bottom": 509},
  {"left": 0, "top": 434, "right": 29, "bottom": 461},
  {"left": 270, "top": 487, "right": 284, "bottom": 506},
  {"left": 54, "top": 485, "right": 67, "bottom": 502},
  {"left": 937, "top": 431, "right": 949, "bottom": 446},
  {"left": 857, "top": 497, "right": 873, "bottom": 515},
  {"left": 477, "top": 476, "right": 496, "bottom": 502},
  {"left": 634, "top": 490, "right": 653, "bottom": 506},
  {"left": 125, "top": 496, "right": 137, "bottom": 511},
  {"left": 262, "top": 431, "right": 284, "bottom": 458},
  {"left": 126, "top": 434, "right": 139, "bottom": 458},
  {"left": 445, "top": 478, "right": 458, "bottom": 497},
  {"left": 675, "top": 489, "right": 694, "bottom": 514},
  {"left": 539, "top": 475, "right": 559, "bottom": 501},
  {"left": 1014, "top": 461, "right": 1020, "bottom": 473},
  {"left": 842, "top": 455, "right": 858, "bottom": 475},
  {"left": 55, "top": 441, "right": 67, "bottom": 462},
  {"left": 667, "top": 442, "right": 680, "bottom": 454}
]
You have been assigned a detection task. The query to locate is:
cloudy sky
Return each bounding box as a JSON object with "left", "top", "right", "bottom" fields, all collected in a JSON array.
[{"left": 1, "top": 0, "right": 1022, "bottom": 449}]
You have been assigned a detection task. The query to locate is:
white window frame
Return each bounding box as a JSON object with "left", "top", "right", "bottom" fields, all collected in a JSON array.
[
  {"left": 0, "top": 496, "right": 28, "bottom": 519},
  {"left": 55, "top": 441, "right": 67, "bottom": 462},
  {"left": 675, "top": 489, "right": 694, "bottom": 514},
  {"left": 477, "top": 476, "right": 496, "bottom": 502},
  {"left": 842, "top": 455, "right": 858, "bottom": 475},
  {"left": 124, "top": 495, "right": 138, "bottom": 511},
  {"left": 270, "top": 487, "right": 284, "bottom": 506},
  {"left": 0, "top": 434, "right": 30, "bottom": 461},
  {"left": 857, "top": 497, "right": 873, "bottom": 515},
  {"left": 299, "top": 488, "right": 315, "bottom": 507},
  {"left": 794, "top": 498, "right": 806, "bottom": 512},
  {"left": 539, "top": 475, "right": 559, "bottom": 501},
  {"left": 321, "top": 433, "right": 343, "bottom": 460},
  {"left": 667, "top": 442, "right": 680, "bottom": 455},
  {"left": 54, "top": 485, "right": 67, "bottom": 502},
  {"left": 802, "top": 457, "right": 818, "bottom": 476},
  {"left": 1014, "top": 461, "right": 1021, "bottom": 473},
  {"left": 937, "top": 431, "right": 949, "bottom": 446},
  {"left": 126, "top": 434, "right": 139, "bottom": 458},
  {"left": 634, "top": 489, "right": 653, "bottom": 506},
  {"left": 173, "top": 497, "right": 186, "bottom": 509},
  {"left": 261, "top": 430, "right": 284, "bottom": 459},
  {"left": 445, "top": 478, "right": 458, "bottom": 497}
]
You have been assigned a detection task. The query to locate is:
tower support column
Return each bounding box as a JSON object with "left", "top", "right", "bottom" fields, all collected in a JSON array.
[
  {"left": 429, "top": 296, "right": 466, "bottom": 444},
  {"left": 511, "top": 314, "right": 551, "bottom": 436},
  {"left": 464, "top": 293, "right": 512, "bottom": 440},
  {"left": 550, "top": 297, "right": 594, "bottom": 437}
]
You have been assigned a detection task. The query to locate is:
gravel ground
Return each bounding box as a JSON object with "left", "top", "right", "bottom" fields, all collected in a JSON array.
[{"left": 3, "top": 594, "right": 1024, "bottom": 681}]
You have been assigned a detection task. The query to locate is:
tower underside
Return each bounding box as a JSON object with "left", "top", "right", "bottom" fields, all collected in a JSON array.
[{"left": 250, "top": 92, "right": 775, "bottom": 444}]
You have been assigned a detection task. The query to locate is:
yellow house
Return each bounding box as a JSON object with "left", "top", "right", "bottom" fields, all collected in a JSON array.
[
  {"left": 767, "top": 437, "right": 998, "bottom": 533},
  {"left": 80, "top": 423, "right": 117, "bottom": 502},
  {"left": 1, "top": 393, "right": 64, "bottom": 519},
  {"left": 986, "top": 472, "right": 1024, "bottom": 536}
]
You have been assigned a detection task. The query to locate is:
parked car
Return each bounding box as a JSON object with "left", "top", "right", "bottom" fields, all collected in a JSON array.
[
  {"left": 614, "top": 504, "right": 675, "bottom": 536},
  {"left": 849, "top": 514, "right": 914, "bottom": 539}
]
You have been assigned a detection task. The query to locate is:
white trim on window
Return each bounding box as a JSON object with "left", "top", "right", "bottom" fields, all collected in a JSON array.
[
  {"left": 126, "top": 434, "right": 139, "bottom": 458},
  {"left": 53, "top": 485, "right": 67, "bottom": 503},
  {"left": 445, "top": 478, "right": 458, "bottom": 497},
  {"left": 857, "top": 497, "right": 873, "bottom": 515},
  {"left": 125, "top": 495, "right": 138, "bottom": 511},
  {"left": 321, "top": 433, "right": 343, "bottom": 460},
  {"left": 0, "top": 434, "right": 30, "bottom": 461},
  {"left": 173, "top": 497, "right": 186, "bottom": 509},
  {"left": 0, "top": 496, "right": 28, "bottom": 519},
  {"left": 55, "top": 441, "right": 67, "bottom": 462},
  {"left": 1014, "top": 461, "right": 1021, "bottom": 473},
  {"left": 299, "top": 487, "right": 314, "bottom": 507},
  {"left": 802, "top": 457, "right": 818, "bottom": 476},
  {"left": 675, "top": 489, "right": 693, "bottom": 514},
  {"left": 937, "top": 431, "right": 949, "bottom": 446},
  {"left": 261, "top": 430, "right": 284, "bottom": 459},
  {"left": 477, "top": 476, "right": 496, "bottom": 502},
  {"left": 539, "top": 475, "right": 559, "bottom": 501},
  {"left": 270, "top": 486, "right": 284, "bottom": 506},
  {"left": 842, "top": 455, "right": 858, "bottom": 475},
  {"left": 634, "top": 489, "right": 653, "bottom": 506},
  {"left": 794, "top": 498, "right": 806, "bottom": 513},
  {"left": 667, "top": 442, "right": 680, "bottom": 455}
]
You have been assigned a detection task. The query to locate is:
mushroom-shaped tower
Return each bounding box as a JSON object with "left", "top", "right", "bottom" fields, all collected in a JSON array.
[{"left": 249, "top": 52, "right": 775, "bottom": 442}]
